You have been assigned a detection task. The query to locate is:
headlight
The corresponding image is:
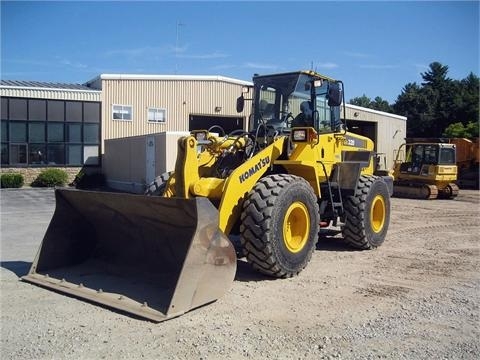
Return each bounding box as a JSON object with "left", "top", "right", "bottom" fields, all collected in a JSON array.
[
  {"left": 292, "top": 129, "right": 307, "bottom": 141},
  {"left": 193, "top": 131, "right": 208, "bottom": 141}
]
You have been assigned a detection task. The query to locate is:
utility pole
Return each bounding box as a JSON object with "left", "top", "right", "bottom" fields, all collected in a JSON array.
[{"left": 175, "top": 20, "right": 185, "bottom": 74}]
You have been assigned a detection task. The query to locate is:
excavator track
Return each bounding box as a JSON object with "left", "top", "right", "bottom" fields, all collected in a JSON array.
[
  {"left": 393, "top": 183, "right": 439, "bottom": 200},
  {"left": 438, "top": 182, "right": 460, "bottom": 199}
]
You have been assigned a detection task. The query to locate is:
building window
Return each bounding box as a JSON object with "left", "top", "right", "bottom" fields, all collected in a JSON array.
[
  {"left": 1, "top": 143, "right": 8, "bottom": 165},
  {"left": 10, "top": 144, "right": 27, "bottom": 165},
  {"left": 9, "top": 99, "right": 27, "bottom": 120},
  {"left": 2, "top": 97, "right": 101, "bottom": 167},
  {"left": 112, "top": 105, "right": 132, "bottom": 121},
  {"left": 29, "top": 144, "right": 46, "bottom": 165},
  {"left": 148, "top": 107, "right": 166, "bottom": 123},
  {"left": 66, "top": 101, "right": 82, "bottom": 122},
  {"left": 29, "top": 123, "right": 46, "bottom": 143},
  {"left": 67, "top": 123, "right": 82, "bottom": 142},
  {"left": 47, "top": 144, "right": 65, "bottom": 165},
  {"left": 47, "top": 123, "right": 64, "bottom": 142},
  {"left": 67, "top": 145, "right": 82, "bottom": 165},
  {"left": 1, "top": 98, "right": 8, "bottom": 120},
  {"left": 84, "top": 145, "right": 99, "bottom": 165},
  {"left": 84, "top": 102, "right": 100, "bottom": 122},
  {"left": 47, "top": 100, "right": 65, "bottom": 122},
  {"left": 1, "top": 121, "right": 8, "bottom": 142},
  {"left": 10, "top": 122, "right": 27, "bottom": 142},
  {"left": 28, "top": 99, "right": 46, "bottom": 121},
  {"left": 84, "top": 123, "right": 99, "bottom": 143}
]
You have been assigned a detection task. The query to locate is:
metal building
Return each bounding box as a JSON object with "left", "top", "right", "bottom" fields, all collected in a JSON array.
[
  {"left": 1, "top": 74, "right": 406, "bottom": 189},
  {"left": 0, "top": 81, "right": 101, "bottom": 184},
  {"left": 86, "top": 74, "right": 252, "bottom": 143},
  {"left": 344, "top": 104, "right": 406, "bottom": 171}
]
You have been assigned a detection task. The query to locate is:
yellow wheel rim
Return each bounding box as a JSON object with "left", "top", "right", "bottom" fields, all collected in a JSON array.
[
  {"left": 283, "top": 202, "right": 310, "bottom": 253},
  {"left": 370, "top": 195, "right": 386, "bottom": 233}
]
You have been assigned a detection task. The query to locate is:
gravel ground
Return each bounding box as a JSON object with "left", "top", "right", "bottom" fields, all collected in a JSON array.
[{"left": 1, "top": 188, "right": 479, "bottom": 359}]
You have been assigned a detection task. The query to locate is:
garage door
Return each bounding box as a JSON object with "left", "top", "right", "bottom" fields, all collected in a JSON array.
[{"left": 189, "top": 115, "right": 244, "bottom": 134}]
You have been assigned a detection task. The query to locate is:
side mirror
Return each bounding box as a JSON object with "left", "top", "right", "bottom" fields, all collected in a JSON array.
[
  {"left": 327, "top": 82, "right": 342, "bottom": 107},
  {"left": 236, "top": 95, "right": 245, "bottom": 113}
]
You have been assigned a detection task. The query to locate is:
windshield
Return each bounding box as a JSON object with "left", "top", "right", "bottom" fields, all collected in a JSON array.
[
  {"left": 407, "top": 144, "right": 456, "bottom": 165},
  {"left": 253, "top": 73, "right": 342, "bottom": 133},
  {"left": 439, "top": 147, "right": 456, "bottom": 165}
]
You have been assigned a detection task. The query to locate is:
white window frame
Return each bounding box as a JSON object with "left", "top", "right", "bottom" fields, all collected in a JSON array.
[
  {"left": 147, "top": 107, "right": 167, "bottom": 123},
  {"left": 112, "top": 104, "right": 133, "bottom": 121}
]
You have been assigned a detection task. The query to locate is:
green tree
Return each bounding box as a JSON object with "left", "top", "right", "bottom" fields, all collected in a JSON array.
[
  {"left": 465, "top": 121, "right": 479, "bottom": 138},
  {"left": 393, "top": 82, "right": 433, "bottom": 137},
  {"left": 349, "top": 95, "right": 393, "bottom": 113},
  {"left": 458, "top": 73, "right": 480, "bottom": 125},
  {"left": 443, "top": 122, "right": 467, "bottom": 137},
  {"left": 421, "top": 62, "right": 450, "bottom": 87},
  {"left": 349, "top": 94, "right": 372, "bottom": 108},
  {"left": 420, "top": 62, "right": 453, "bottom": 136},
  {"left": 394, "top": 62, "right": 479, "bottom": 138},
  {"left": 443, "top": 121, "right": 479, "bottom": 138},
  {"left": 371, "top": 96, "right": 393, "bottom": 113}
]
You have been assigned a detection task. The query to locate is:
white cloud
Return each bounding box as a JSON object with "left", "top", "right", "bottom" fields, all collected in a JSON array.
[
  {"left": 211, "top": 64, "right": 236, "bottom": 70},
  {"left": 243, "top": 62, "right": 279, "bottom": 70},
  {"left": 316, "top": 62, "right": 339, "bottom": 69},
  {"left": 104, "top": 44, "right": 187, "bottom": 58},
  {"left": 59, "top": 58, "right": 87, "bottom": 69},
  {"left": 359, "top": 64, "right": 399, "bottom": 69},
  {"left": 413, "top": 63, "right": 430, "bottom": 71},
  {"left": 178, "top": 51, "right": 229, "bottom": 60},
  {"left": 343, "top": 51, "right": 372, "bottom": 59}
]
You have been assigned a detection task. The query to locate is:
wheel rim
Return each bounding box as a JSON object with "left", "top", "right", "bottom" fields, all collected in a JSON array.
[
  {"left": 370, "top": 195, "right": 386, "bottom": 233},
  {"left": 283, "top": 201, "right": 310, "bottom": 253}
]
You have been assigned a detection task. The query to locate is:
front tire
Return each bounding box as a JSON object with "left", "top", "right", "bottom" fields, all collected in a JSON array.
[
  {"left": 145, "top": 172, "right": 172, "bottom": 196},
  {"left": 342, "top": 175, "right": 390, "bottom": 249},
  {"left": 240, "top": 174, "right": 320, "bottom": 278}
]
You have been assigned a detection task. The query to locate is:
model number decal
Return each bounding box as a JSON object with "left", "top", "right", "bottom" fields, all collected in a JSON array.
[
  {"left": 345, "top": 138, "right": 356, "bottom": 146},
  {"left": 344, "top": 136, "right": 367, "bottom": 149}
]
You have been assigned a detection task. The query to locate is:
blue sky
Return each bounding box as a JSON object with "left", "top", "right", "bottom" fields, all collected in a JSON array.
[{"left": 1, "top": 1, "right": 479, "bottom": 103}]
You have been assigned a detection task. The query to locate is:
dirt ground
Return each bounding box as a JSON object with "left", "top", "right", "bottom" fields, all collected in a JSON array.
[{"left": 1, "top": 188, "right": 479, "bottom": 359}]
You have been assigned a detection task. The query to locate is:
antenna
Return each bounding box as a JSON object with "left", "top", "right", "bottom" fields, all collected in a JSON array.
[{"left": 175, "top": 20, "right": 185, "bottom": 74}]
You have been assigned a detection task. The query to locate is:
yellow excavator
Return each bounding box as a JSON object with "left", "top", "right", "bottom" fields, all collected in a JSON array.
[
  {"left": 392, "top": 142, "right": 458, "bottom": 199},
  {"left": 23, "top": 71, "right": 393, "bottom": 322}
]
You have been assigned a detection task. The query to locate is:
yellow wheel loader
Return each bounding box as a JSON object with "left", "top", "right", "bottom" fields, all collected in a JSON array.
[
  {"left": 392, "top": 142, "right": 458, "bottom": 199},
  {"left": 23, "top": 70, "right": 393, "bottom": 322}
]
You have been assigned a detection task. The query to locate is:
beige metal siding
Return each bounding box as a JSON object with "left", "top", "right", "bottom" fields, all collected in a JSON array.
[
  {"left": 155, "top": 132, "right": 189, "bottom": 174},
  {"left": 0, "top": 87, "right": 100, "bottom": 101},
  {"left": 345, "top": 105, "right": 406, "bottom": 169},
  {"left": 103, "top": 131, "right": 189, "bottom": 193},
  {"left": 101, "top": 79, "right": 251, "bottom": 144}
]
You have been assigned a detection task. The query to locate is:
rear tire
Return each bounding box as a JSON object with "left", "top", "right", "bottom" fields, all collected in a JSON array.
[
  {"left": 342, "top": 175, "right": 390, "bottom": 249},
  {"left": 240, "top": 174, "right": 320, "bottom": 278},
  {"left": 145, "top": 172, "right": 172, "bottom": 196}
]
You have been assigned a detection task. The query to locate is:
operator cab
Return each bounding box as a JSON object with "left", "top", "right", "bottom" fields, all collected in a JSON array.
[
  {"left": 399, "top": 143, "right": 457, "bottom": 175},
  {"left": 237, "top": 71, "right": 345, "bottom": 135}
]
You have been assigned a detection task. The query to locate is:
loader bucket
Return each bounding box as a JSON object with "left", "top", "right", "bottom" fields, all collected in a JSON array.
[{"left": 22, "top": 188, "right": 237, "bottom": 322}]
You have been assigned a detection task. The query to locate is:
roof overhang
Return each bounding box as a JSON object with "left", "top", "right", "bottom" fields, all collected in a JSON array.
[
  {"left": 346, "top": 103, "right": 407, "bottom": 121},
  {"left": 86, "top": 74, "right": 252, "bottom": 87}
]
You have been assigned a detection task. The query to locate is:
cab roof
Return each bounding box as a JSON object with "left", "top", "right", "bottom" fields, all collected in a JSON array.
[{"left": 252, "top": 70, "right": 337, "bottom": 83}]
